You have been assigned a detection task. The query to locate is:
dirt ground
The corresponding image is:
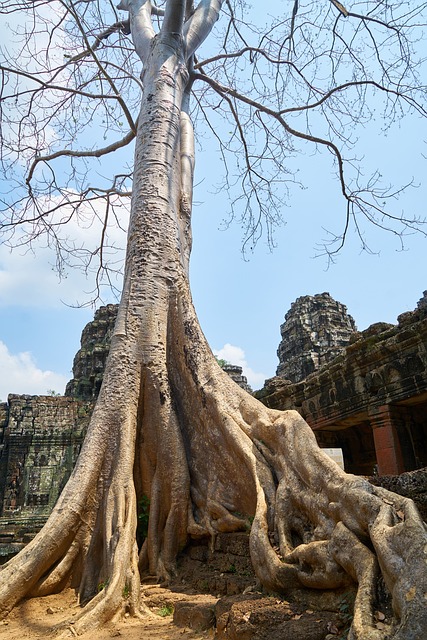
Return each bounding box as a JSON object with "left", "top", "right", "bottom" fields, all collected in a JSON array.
[
  {"left": 0, "top": 586, "right": 216, "bottom": 640},
  {"left": 0, "top": 584, "right": 355, "bottom": 640},
  {"left": 0, "top": 538, "right": 354, "bottom": 640}
]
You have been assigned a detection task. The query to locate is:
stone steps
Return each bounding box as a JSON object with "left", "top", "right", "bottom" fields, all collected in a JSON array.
[{"left": 175, "top": 532, "right": 256, "bottom": 596}]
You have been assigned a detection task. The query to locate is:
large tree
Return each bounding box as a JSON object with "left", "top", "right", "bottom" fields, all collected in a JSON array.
[{"left": 0, "top": 1, "right": 427, "bottom": 638}]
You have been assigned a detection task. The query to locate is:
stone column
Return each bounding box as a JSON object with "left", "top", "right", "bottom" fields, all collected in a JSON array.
[{"left": 369, "top": 405, "right": 405, "bottom": 475}]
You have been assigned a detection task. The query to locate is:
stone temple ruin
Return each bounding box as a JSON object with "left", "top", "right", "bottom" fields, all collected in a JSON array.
[
  {"left": 258, "top": 291, "right": 427, "bottom": 478},
  {"left": 276, "top": 292, "right": 357, "bottom": 383},
  {"left": 1, "top": 292, "right": 427, "bottom": 560},
  {"left": 64, "top": 305, "right": 252, "bottom": 399}
]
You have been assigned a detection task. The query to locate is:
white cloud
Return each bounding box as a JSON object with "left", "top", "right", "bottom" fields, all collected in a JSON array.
[
  {"left": 0, "top": 195, "right": 127, "bottom": 308},
  {"left": 0, "top": 340, "right": 68, "bottom": 400},
  {"left": 0, "top": 3, "right": 67, "bottom": 164},
  {"left": 214, "top": 343, "right": 266, "bottom": 390},
  {"left": 0, "top": 2, "right": 68, "bottom": 75}
]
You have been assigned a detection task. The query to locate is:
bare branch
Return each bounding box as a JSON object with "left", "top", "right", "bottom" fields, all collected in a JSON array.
[
  {"left": 116, "top": 0, "right": 155, "bottom": 62},
  {"left": 329, "top": 0, "right": 349, "bottom": 18},
  {"left": 26, "top": 129, "right": 136, "bottom": 184},
  {"left": 192, "top": 67, "right": 426, "bottom": 253},
  {"left": 0, "top": 63, "right": 136, "bottom": 105},
  {"left": 278, "top": 80, "right": 427, "bottom": 118},
  {"left": 62, "top": 20, "right": 132, "bottom": 65},
  {"left": 61, "top": 1, "right": 137, "bottom": 131},
  {"left": 162, "top": 0, "right": 187, "bottom": 35},
  {"left": 184, "top": 0, "right": 225, "bottom": 59}
]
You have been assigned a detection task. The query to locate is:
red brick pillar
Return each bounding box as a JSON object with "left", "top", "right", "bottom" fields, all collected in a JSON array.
[{"left": 369, "top": 405, "right": 405, "bottom": 475}]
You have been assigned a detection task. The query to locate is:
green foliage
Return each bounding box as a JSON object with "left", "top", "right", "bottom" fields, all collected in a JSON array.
[
  {"left": 97, "top": 579, "right": 109, "bottom": 592},
  {"left": 46, "top": 389, "right": 61, "bottom": 396},
  {"left": 137, "top": 494, "right": 150, "bottom": 546},
  {"left": 122, "top": 584, "right": 130, "bottom": 599},
  {"left": 232, "top": 510, "right": 254, "bottom": 532},
  {"left": 158, "top": 604, "right": 174, "bottom": 617},
  {"left": 337, "top": 593, "right": 355, "bottom": 639},
  {"left": 245, "top": 516, "right": 254, "bottom": 532},
  {"left": 200, "top": 579, "right": 209, "bottom": 592},
  {"left": 215, "top": 357, "right": 229, "bottom": 368}
]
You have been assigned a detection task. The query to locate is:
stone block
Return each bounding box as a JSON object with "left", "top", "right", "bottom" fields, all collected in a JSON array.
[
  {"left": 372, "top": 424, "right": 398, "bottom": 450},
  {"left": 214, "top": 532, "right": 251, "bottom": 556},
  {"left": 376, "top": 447, "right": 404, "bottom": 476},
  {"left": 215, "top": 594, "right": 347, "bottom": 640},
  {"left": 188, "top": 543, "right": 209, "bottom": 562},
  {"left": 173, "top": 600, "right": 216, "bottom": 631}
]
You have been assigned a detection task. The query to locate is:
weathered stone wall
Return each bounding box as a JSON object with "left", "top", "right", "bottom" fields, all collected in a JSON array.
[
  {"left": 276, "top": 292, "right": 356, "bottom": 383},
  {"left": 0, "top": 402, "right": 10, "bottom": 514},
  {"left": 66, "top": 304, "right": 252, "bottom": 399},
  {"left": 260, "top": 306, "right": 427, "bottom": 432},
  {"left": 65, "top": 304, "right": 118, "bottom": 400},
  {"left": 257, "top": 292, "right": 427, "bottom": 479},
  {"left": 0, "top": 395, "right": 91, "bottom": 561},
  {"left": 2, "top": 293, "right": 427, "bottom": 558},
  {"left": 222, "top": 365, "right": 252, "bottom": 394}
]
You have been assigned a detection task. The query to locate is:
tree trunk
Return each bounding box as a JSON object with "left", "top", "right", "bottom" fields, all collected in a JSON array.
[{"left": 0, "top": 25, "right": 427, "bottom": 640}]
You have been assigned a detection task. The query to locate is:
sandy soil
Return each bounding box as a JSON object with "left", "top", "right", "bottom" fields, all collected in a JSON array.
[{"left": 0, "top": 587, "right": 215, "bottom": 640}]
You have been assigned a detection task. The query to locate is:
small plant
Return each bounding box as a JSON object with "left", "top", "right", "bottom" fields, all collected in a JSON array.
[
  {"left": 158, "top": 604, "right": 174, "bottom": 617},
  {"left": 77, "top": 405, "right": 89, "bottom": 417},
  {"left": 97, "top": 579, "right": 109, "bottom": 592},
  {"left": 122, "top": 584, "right": 130, "bottom": 598},
  {"left": 200, "top": 579, "right": 209, "bottom": 592},
  {"left": 228, "top": 564, "right": 237, "bottom": 574},
  {"left": 137, "top": 494, "right": 150, "bottom": 546},
  {"left": 337, "top": 593, "right": 355, "bottom": 639},
  {"left": 215, "top": 356, "right": 229, "bottom": 368},
  {"left": 231, "top": 511, "right": 254, "bottom": 532}
]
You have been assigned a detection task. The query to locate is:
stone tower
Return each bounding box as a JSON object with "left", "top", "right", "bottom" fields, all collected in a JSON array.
[
  {"left": 65, "top": 304, "right": 118, "bottom": 400},
  {"left": 276, "top": 292, "right": 356, "bottom": 383},
  {"left": 65, "top": 304, "right": 253, "bottom": 399}
]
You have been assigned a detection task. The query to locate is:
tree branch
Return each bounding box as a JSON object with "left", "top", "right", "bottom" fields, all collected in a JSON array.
[
  {"left": 26, "top": 129, "right": 136, "bottom": 185},
  {"left": 0, "top": 64, "right": 136, "bottom": 106},
  {"left": 62, "top": 0, "right": 137, "bottom": 132},
  {"left": 278, "top": 80, "right": 427, "bottom": 118},
  {"left": 116, "top": 0, "right": 155, "bottom": 62},
  {"left": 61, "top": 20, "right": 132, "bottom": 66},
  {"left": 162, "top": 0, "right": 187, "bottom": 35},
  {"left": 184, "top": 0, "right": 225, "bottom": 59},
  {"left": 193, "top": 69, "right": 426, "bottom": 255}
]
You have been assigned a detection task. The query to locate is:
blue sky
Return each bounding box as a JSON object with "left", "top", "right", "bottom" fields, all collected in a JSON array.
[
  {"left": 0, "top": 111, "right": 424, "bottom": 399},
  {"left": 0, "top": 3, "right": 426, "bottom": 399}
]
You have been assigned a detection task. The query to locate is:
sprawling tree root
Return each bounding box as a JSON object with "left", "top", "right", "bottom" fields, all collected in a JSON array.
[
  {"left": 2, "top": 272, "right": 426, "bottom": 638},
  {"left": 1, "top": 6, "right": 426, "bottom": 638}
]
